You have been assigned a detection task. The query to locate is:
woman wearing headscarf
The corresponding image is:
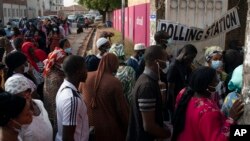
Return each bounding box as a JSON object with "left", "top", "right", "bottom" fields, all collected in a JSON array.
[
  {"left": 79, "top": 53, "right": 129, "bottom": 141},
  {"left": 172, "top": 67, "right": 244, "bottom": 141},
  {"left": 43, "top": 39, "right": 70, "bottom": 135},
  {"left": 0, "top": 92, "right": 33, "bottom": 141},
  {"left": 22, "top": 42, "right": 47, "bottom": 100},
  {"left": 221, "top": 65, "right": 243, "bottom": 117},
  {"left": 48, "top": 26, "right": 63, "bottom": 52},
  {"left": 5, "top": 51, "right": 37, "bottom": 93},
  {"left": 109, "top": 43, "right": 136, "bottom": 105},
  {"left": 21, "top": 41, "right": 47, "bottom": 73},
  {"left": 5, "top": 75, "right": 52, "bottom": 141},
  {"left": 204, "top": 46, "right": 227, "bottom": 107},
  {"left": 223, "top": 49, "right": 244, "bottom": 94}
]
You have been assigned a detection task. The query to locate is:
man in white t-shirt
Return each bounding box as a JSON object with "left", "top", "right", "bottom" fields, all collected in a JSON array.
[{"left": 56, "top": 55, "right": 89, "bottom": 141}]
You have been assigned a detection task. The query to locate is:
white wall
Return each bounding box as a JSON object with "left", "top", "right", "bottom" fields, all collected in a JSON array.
[
  {"left": 44, "top": 0, "right": 51, "bottom": 10},
  {"left": 27, "top": 0, "right": 38, "bottom": 18},
  {"left": 165, "top": 0, "right": 228, "bottom": 64}
]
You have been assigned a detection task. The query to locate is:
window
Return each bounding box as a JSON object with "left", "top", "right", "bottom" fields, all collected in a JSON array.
[
  {"left": 20, "top": 9, "right": 22, "bottom": 17},
  {"left": 12, "top": 9, "right": 15, "bottom": 17},
  {"left": 16, "top": 9, "right": 19, "bottom": 17},
  {"left": 24, "top": 10, "right": 26, "bottom": 17},
  {"left": 3, "top": 8, "right": 7, "bottom": 17},
  {"left": 8, "top": 9, "right": 11, "bottom": 17}
]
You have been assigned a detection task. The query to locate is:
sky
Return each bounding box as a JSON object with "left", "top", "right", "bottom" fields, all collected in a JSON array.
[{"left": 64, "top": 0, "right": 78, "bottom": 6}]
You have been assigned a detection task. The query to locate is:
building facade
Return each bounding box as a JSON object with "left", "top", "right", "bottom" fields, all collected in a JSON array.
[
  {"left": 50, "top": 0, "right": 63, "bottom": 12},
  {"left": 2, "top": 0, "right": 27, "bottom": 25},
  {"left": 43, "top": 0, "right": 63, "bottom": 16}
]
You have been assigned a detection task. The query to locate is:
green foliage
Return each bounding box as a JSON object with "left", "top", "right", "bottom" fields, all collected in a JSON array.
[{"left": 78, "top": 0, "right": 121, "bottom": 12}]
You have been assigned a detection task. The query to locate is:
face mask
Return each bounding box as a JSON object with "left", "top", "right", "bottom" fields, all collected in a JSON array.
[
  {"left": 53, "top": 28, "right": 58, "bottom": 32},
  {"left": 24, "top": 63, "right": 30, "bottom": 73},
  {"left": 11, "top": 119, "right": 22, "bottom": 132},
  {"left": 7, "top": 25, "right": 11, "bottom": 29},
  {"left": 211, "top": 60, "right": 223, "bottom": 70},
  {"left": 161, "top": 61, "right": 170, "bottom": 74},
  {"left": 64, "top": 48, "right": 72, "bottom": 54}
]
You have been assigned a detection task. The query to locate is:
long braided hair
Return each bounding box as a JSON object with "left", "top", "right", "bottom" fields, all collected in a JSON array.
[{"left": 172, "top": 67, "right": 216, "bottom": 141}]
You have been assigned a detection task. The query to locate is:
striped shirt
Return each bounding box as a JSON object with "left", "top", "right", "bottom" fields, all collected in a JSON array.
[
  {"left": 56, "top": 79, "right": 89, "bottom": 141},
  {"left": 127, "top": 67, "right": 163, "bottom": 141}
]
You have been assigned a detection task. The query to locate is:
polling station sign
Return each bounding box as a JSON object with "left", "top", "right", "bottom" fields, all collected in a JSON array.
[{"left": 157, "top": 7, "right": 240, "bottom": 44}]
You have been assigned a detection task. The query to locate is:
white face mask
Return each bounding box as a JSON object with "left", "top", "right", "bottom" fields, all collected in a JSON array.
[
  {"left": 161, "top": 61, "right": 170, "bottom": 74},
  {"left": 24, "top": 63, "right": 30, "bottom": 73}
]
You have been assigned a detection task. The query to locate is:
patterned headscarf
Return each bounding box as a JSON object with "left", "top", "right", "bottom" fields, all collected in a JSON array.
[
  {"left": 204, "top": 46, "right": 223, "bottom": 62},
  {"left": 91, "top": 53, "right": 119, "bottom": 108},
  {"left": 109, "top": 43, "right": 125, "bottom": 63},
  {"left": 43, "top": 47, "right": 66, "bottom": 76},
  {"left": 5, "top": 75, "right": 34, "bottom": 94},
  {"left": 109, "top": 43, "right": 125, "bottom": 57},
  {"left": 22, "top": 42, "right": 47, "bottom": 71}
]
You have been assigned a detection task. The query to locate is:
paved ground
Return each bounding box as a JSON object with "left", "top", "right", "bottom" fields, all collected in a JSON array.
[{"left": 67, "top": 25, "right": 92, "bottom": 55}]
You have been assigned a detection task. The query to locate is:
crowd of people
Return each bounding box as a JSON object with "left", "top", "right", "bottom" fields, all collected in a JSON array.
[{"left": 0, "top": 17, "right": 246, "bottom": 141}]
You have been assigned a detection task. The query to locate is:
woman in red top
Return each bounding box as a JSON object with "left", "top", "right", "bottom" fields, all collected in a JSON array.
[
  {"left": 172, "top": 67, "right": 244, "bottom": 141},
  {"left": 21, "top": 42, "right": 47, "bottom": 72},
  {"left": 48, "top": 26, "right": 63, "bottom": 52}
]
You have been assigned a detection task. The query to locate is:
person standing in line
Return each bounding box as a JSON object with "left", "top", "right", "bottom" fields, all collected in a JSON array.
[
  {"left": 85, "top": 37, "right": 111, "bottom": 72},
  {"left": 109, "top": 43, "right": 136, "bottom": 105},
  {"left": 154, "top": 30, "right": 171, "bottom": 50},
  {"left": 172, "top": 67, "right": 244, "bottom": 141},
  {"left": 43, "top": 38, "right": 71, "bottom": 136},
  {"left": 127, "top": 43, "right": 145, "bottom": 79},
  {"left": 222, "top": 49, "right": 243, "bottom": 94},
  {"left": 204, "top": 46, "right": 227, "bottom": 107},
  {"left": 166, "top": 44, "right": 197, "bottom": 119},
  {"left": 56, "top": 55, "right": 89, "bottom": 141},
  {"left": 79, "top": 53, "right": 129, "bottom": 141},
  {"left": 127, "top": 45, "right": 171, "bottom": 141},
  {"left": 0, "top": 92, "right": 33, "bottom": 141},
  {"left": 5, "top": 75, "right": 53, "bottom": 141}
]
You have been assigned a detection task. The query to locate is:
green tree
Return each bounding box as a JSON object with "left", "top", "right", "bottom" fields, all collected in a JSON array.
[{"left": 78, "top": 0, "right": 124, "bottom": 22}]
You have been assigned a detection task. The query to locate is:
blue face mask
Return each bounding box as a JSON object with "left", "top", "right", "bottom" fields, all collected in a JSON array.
[
  {"left": 211, "top": 60, "right": 223, "bottom": 70},
  {"left": 64, "top": 48, "right": 72, "bottom": 54}
]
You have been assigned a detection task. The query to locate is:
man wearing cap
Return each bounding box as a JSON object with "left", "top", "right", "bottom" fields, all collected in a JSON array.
[
  {"left": 127, "top": 43, "right": 145, "bottom": 79},
  {"left": 85, "top": 37, "right": 111, "bottom": 72}
]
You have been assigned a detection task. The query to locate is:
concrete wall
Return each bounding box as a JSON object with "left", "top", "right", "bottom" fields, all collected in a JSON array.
[
  {"left": 239, "top": 0, "right": 250, "bottom": 125},
  {"left": 164, "top": 0, "right": 228, "bottom": 64}
]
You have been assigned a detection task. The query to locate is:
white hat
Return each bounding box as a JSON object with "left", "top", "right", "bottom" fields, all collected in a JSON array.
[
  {"left": 96, "top": 37, "right": 109, "bottom": 49},
  {"left": 134, "top": 43, "right": 145, "bottom": 51},
  {"left": 5, "top": 75, "right": 32, "bottom": 95}
]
